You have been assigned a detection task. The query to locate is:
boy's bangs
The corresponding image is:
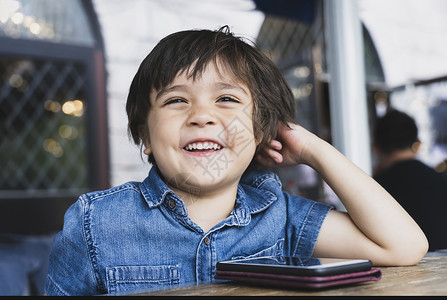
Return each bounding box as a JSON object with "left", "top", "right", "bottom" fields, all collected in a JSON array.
[
  {"left": 153, "top": 55, "right": 249, "bottom": 95},
  {"left": 150, "top": 29, "right": 251, "bottom": 92},
  {"left": 184, "top": 55, "right": 249, "bottom": 87}
]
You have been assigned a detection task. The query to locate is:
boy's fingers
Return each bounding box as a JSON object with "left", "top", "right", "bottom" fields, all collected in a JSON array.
[
  {"left": 269, "top": 139, "right": 282, "bottom": 151},
  {"left": 256, "top": 148, "right": 283, "bottom": 166}
]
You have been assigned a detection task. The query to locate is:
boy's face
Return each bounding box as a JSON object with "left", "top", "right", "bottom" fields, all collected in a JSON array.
[{"left": 145, "top": 62, "right": 257, "bottom": 197}]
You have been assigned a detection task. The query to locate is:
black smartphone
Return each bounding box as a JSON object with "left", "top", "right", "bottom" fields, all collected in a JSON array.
[{"left": 216, "top": 256, "right": 372, "bottom": 277}]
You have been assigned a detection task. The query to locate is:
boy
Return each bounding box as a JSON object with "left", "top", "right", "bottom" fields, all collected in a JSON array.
[{"left": 45, "top": 26, "right": 427, "bottom": 296}]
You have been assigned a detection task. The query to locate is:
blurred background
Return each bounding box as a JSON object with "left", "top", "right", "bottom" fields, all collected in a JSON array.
[{"left": 1, "top": 0, "right": 447, "bottom": 295}]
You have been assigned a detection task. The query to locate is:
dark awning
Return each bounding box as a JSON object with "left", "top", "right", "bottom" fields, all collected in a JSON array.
[{"left": 253, "top": 0, "right": 317, "bottom": 24}]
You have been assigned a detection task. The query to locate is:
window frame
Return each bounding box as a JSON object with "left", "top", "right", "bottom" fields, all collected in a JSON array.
[{"left": 0, "top": 0, "right": 108, "bottom": 234}]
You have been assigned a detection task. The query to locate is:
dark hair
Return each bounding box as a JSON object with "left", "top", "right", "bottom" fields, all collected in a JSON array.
[
  {"left": 126, "top": 26, "right": 295, "bottom": 164},
  {"left": 373, "top": 109, "right": 419, "bottom": 154}
]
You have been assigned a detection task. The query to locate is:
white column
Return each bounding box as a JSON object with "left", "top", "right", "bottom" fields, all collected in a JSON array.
[{"left": 324, "top": 0, "right": 372, "bottom": 175}]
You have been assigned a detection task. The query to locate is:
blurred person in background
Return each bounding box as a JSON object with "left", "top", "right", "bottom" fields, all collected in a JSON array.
[
  {"left": 372, "top": 109, "right": 447, "bottom": 252},
  {"left": 430, "top": 99, "right": 447, "bottom": 178}
]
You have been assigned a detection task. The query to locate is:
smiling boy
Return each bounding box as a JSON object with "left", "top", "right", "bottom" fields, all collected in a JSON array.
[
  {"left": 142, "top": 62, "right": 257, "bottom": 232},
  {"left": 45, "top": 26, "right": 428, "bottom": 296}
]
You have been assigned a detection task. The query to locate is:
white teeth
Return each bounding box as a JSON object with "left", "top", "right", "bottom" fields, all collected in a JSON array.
[{"left": 185, "top": 142, "right": 221, "bottom": 151}]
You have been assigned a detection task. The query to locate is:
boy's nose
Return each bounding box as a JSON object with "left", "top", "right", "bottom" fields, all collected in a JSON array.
[{"left": 187, "top": 104, "right": 216, "bottom": 127}]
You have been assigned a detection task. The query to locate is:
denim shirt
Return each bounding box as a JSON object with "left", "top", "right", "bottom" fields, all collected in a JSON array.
[{"left": 45, "top": 167, "right": 331, "bottom": 296}]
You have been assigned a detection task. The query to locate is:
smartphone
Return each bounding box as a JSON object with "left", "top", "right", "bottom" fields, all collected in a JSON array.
[{"left": 216, "top": 256, "right": 372, "bottom": 277}]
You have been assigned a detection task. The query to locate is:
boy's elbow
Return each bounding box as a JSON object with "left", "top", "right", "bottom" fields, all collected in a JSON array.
[
  {"left": 411, "top": 236, "right": 429, "bottom": 265},
  {"left": 391, "top": 233, "right": 429, "bottom": 266}
]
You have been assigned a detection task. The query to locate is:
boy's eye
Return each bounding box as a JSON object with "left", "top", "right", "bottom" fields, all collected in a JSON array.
[
  {"left": 217, "top": 96, "right": 239, "bottom": 103},
  {"left": 164, "top": 98, "right": 187, "bottom": 106}
]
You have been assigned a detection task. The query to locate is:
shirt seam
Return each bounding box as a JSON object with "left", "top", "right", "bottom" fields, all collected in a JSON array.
[
  {"left": 81, "top": 194, "right": 105, "bottom": 293},
  {"left": 87, "top": 183, "right": 141, "bottom": 202},
  {"left": 46, "top": 273, "right": 69, "bottom": 296}
]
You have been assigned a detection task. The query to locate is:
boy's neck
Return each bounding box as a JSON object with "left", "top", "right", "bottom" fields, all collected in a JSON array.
[
  {"left": 168, "top": 184, "right": 238, "bottom": 232},
  {"left": 174, "top": 184, "right": 238, "bottom": 233}
]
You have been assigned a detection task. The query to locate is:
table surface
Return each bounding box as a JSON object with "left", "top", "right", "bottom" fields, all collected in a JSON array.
[{"left": 131, "top": 256, "right": 447, "bottom": 296}]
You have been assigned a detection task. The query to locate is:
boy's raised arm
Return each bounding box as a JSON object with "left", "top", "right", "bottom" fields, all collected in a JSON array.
[{"left": 256, "top": 122, "right": 428, "bottom": 266}]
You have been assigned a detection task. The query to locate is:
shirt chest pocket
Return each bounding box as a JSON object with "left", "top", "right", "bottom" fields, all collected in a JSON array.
[{"left": 106, "top": 265, "right": 180, "bottom": 294}]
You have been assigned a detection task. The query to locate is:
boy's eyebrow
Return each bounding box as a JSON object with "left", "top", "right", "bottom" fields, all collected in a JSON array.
[
  {"left": 154, "top": 85, "right": 188, "bottom": 102},
  {"left": 215, "top": 82, "right": 249, "bottom": 95}
]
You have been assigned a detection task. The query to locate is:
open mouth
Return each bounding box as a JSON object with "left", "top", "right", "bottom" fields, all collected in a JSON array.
[{"left": 184, "top": 141, "right": 222, "bottom": 152}]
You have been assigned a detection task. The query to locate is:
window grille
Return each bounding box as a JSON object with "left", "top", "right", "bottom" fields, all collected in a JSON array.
[
  {"left": 0, "top": 57, "right": 88, "bottom": 194},
  {"left": 0, "top": 0, "right": 107, "bottom": 234}
]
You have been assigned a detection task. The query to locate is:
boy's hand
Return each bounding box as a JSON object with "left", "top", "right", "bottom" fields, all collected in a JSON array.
[{"left": 255, "top": 122, "right": 318, "bottom": 168}]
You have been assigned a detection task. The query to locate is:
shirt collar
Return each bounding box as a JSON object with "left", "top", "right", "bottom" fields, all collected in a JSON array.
[
  {"left": 139, "top": 167, "right": 175, "bottom": 208},
  {"left": 139, "top": 167, "right": 280, "bottom": 218},
  {"left": 239, "top": 169, "right": 280, "bottom": 214}
]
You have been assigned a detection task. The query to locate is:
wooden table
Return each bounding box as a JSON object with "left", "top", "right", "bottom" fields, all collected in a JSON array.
[{"left": 131, "top": 256, "right": 447, "bottom": 296}]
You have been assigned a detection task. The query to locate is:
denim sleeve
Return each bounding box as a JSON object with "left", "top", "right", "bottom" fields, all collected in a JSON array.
[
  {"left": 284, "top": 193, "right": 332, "bottom": 257},
  {"left": 44, "top": 196, "right": 100, "bottom": 296}
]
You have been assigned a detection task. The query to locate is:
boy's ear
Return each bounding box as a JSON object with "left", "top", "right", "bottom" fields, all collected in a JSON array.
[
  {"left": 139, "top": 125, "right": 152, "bottom": 155},
  {"left": 143, "top": 143, "right": 152, "bottom": 155}
]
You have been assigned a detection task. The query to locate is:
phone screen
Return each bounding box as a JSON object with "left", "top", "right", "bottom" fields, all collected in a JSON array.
[{"left": 216, "top": 256, "right": 372, "bottom": 276}]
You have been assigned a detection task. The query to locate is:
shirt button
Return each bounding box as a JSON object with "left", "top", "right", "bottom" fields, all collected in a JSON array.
[
  {"left": 168, "top": 199, "right": 176, "bottom": 209},
  {"left": 204, "top": 236, "right": 210, "bottom": 245}
]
